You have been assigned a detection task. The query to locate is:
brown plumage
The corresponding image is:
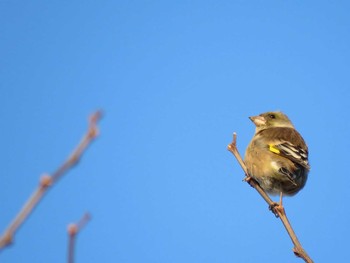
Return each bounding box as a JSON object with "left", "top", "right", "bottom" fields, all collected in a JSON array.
[{"left": 244, "top": 111, "right": 310, "bottom": 196}]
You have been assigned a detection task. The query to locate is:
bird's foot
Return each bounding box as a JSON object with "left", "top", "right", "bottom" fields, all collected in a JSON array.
[
  {"left": 269, "top": 201, "right": 285, "bottom": 217},
  {"left": 243, "top": 176, "right": 252, "bottom": 182},
  {"left": 243, "top": 176, "right": 256, "bottom": 189}
]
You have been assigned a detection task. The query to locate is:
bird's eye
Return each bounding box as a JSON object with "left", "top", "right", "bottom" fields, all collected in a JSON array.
[{"left": 269, "top": 114, "right": 276, "bottom": 119}]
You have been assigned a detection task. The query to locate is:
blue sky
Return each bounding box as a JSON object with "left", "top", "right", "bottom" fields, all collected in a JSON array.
[{"left": 1, "top": 1, "right": 350, "bottom": 262}]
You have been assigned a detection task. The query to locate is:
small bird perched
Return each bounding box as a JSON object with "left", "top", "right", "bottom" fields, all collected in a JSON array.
[{"left": 244, "top": 111, "right": 310, "bottom": 197}]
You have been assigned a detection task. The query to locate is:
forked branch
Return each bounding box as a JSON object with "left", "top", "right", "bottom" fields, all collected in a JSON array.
[
  {"left": 67, "top": 212, "right": 91, "bottom": 263},
  {"left": 227, "top": 132, "right": 313, "bottom": 263},
  {"left": 0, "top": 111, "right": 102, "bottom": 251}
]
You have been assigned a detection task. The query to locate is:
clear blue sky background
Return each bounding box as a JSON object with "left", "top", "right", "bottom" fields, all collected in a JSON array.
[{"left": 1, "top": 1, "right": 349, "bottom": 262}]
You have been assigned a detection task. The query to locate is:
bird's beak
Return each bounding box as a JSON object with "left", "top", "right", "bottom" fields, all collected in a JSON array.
[{"left": 249, "top": 115, "right": 266, "bottom": 126}]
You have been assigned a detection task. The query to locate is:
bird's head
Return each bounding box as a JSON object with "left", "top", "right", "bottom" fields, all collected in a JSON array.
[{"left": 249, "top": 111, "right": 294, "bottom": 132}]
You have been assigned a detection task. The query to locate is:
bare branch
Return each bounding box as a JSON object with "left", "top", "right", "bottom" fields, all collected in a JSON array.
[
  {"left": 67, "top": 212, "right": 91, "bottom": 263},
  {"left": 0, "top": 111, "right": 102, "bottom": 251},
  {"left": 227, "top": 132, "right": 313, "bottom": 263}
]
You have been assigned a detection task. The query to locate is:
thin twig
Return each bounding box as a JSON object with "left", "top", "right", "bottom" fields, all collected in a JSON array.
[
  {"left": 227, "top": 132, "right": 313, "bottom": 263},
  {"left": 67, "top": 212, "right": 91, "bottom": 263},
  {"left": 0, "top": 111, "right": 102, "bottom": 251}
]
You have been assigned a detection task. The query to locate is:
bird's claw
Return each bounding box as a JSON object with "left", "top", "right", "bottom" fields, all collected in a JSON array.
[{"left": 269, "top": 202, "right": 285, "bottom": 217}]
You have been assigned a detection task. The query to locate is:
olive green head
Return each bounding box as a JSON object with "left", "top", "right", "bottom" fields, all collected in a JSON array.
[{"left": 249, "top": 111, "right": 294, "bottom": 131}]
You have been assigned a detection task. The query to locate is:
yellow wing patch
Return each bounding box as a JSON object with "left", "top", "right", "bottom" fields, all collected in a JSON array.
[{"left": 269, "top": 144, "right": 280, "bottom": 154}]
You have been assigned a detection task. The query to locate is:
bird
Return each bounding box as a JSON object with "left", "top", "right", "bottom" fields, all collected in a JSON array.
[{"left": 244, "top": 111, "right": 310, "bottom": 200}]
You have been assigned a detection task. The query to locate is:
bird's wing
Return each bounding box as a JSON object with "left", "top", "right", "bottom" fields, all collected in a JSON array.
[{"left": 260, "top": 127, "right": 310, "bottom": 170}]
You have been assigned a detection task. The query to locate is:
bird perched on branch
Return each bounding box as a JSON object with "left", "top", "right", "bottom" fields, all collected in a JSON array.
[{"left": 244, "top": 111, "right": 310, "bottom": 199}]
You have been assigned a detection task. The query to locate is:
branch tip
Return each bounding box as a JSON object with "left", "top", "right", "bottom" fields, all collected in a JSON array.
[
  {"left": 89, "top": 110, "right": 103, "bottom": 125},
  {"left": 76, "top": 212, "right": 91, "bottom": 230}
]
